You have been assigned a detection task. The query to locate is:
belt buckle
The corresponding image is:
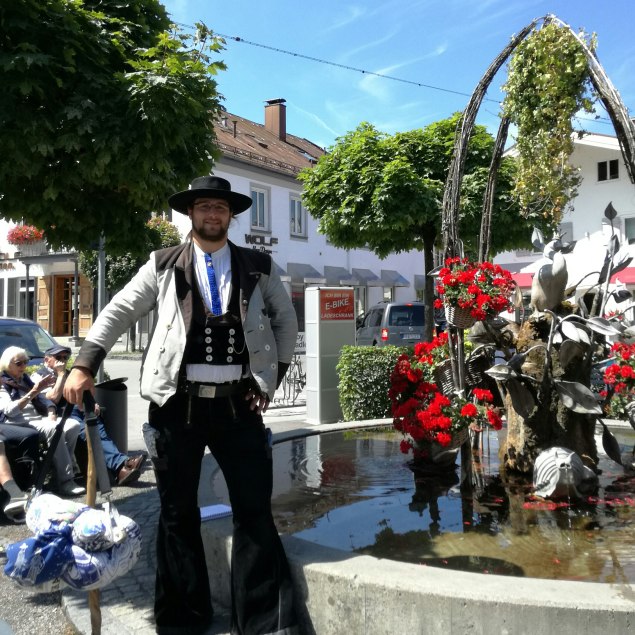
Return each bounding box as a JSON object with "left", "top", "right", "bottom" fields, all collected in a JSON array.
[{"left": 198, "top": 385, "right": 217, "bottom": 399}]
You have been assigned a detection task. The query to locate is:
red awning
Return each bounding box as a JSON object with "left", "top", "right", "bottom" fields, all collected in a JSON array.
[
  {"left": 611, "top": 267, "right": 635, "bottom": 284},
  {"left": 511, "top": 272, "right": 534, "bottom": 288}
]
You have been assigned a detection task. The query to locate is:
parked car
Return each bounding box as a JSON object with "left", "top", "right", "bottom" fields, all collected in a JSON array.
[
  {"left": 356, "top": 301, "right": 425, "bottom": 347},
  {"left": 0, "top": 317, "right": 59, "bottom": 365}
]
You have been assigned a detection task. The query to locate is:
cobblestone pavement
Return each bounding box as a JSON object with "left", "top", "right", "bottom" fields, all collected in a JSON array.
[
  {"left": 0, "top": 456, "right": 234, "bottom": 635},
  {"left": 0, "top": 398, "right": 307, "bottom": 634}
]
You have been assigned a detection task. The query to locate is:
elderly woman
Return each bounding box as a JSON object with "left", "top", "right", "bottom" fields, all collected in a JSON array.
[{"left": 0, "top": 346, "right": 84, "bottom": 496}]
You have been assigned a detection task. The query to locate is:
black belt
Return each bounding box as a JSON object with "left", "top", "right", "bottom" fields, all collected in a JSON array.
[{"left": 185, "top": 379, "right": 250, "bottom": 399}]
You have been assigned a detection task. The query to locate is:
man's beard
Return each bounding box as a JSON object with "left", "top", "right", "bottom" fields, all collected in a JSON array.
[{"left": 192, "top": 220, "right": 229, "bottom": 243}]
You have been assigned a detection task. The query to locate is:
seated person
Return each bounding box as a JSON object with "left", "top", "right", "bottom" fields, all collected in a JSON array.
[
  {"left": 0, "top": 439, "right": 31, "bottom": 522},
  {"left": 33, "top": 345, "right": 146, "bottom": 486},
  {"left": 0, "top": 420, "right": 40, "bottom": 490},
  {"left": 0, "top": 346, "right": 85, "bottom": 497}
]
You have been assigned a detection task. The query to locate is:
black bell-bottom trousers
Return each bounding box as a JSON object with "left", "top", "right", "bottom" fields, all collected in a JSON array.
[
  {"left": 149, "top": 392, "right": 297, "bottom": 635},
  {"left": 0, "top": 423, "right": 41, "bottom": 489}
]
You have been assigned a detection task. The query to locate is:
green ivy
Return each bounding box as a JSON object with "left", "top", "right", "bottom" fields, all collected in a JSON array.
[
  {"left": 502, "top": 22, "right": 597, "bottom": 227},
  {"left": 337, "top": 345, "right": 409, "bottom": 421}
]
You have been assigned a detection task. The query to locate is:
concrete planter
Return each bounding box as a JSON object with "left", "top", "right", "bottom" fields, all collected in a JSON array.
[{"left": 16, "top": 241, "right": 46, "bottom": 257}]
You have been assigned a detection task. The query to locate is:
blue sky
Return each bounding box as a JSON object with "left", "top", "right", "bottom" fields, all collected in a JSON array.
[{"left": 162, "top": 0, "right": 635, "bottom": 150}]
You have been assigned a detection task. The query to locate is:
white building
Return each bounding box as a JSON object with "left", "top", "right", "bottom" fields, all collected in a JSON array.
[
  {"left": 170, "top": 98, "right": 426, "bottom": 332},
  {"left": 495, "top": 131, "right": 635, "bottom": 299},
  {"left": 0, "top": 98, "right": 426, "bottom": 340}
]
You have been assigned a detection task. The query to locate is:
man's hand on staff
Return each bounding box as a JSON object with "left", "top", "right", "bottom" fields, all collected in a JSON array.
[{"left": 63, "top": 368, "right": 95, "bottom": 405}]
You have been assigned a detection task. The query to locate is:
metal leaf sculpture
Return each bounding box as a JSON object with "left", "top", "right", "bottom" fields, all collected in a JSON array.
[
  {"left": 559, "top": 320, "right": 590, "bottom": 345},
  {"left": 553, "top": 380, "right": 603, "bottom": 415},
  {"left": 559, "top": 339, "right": 586, "bottom": 368},
  {"left": 626, "top": 402, "right": 635, "bottom": 432},
  {"left": 505, "top": 377, "right": 536, "bottom": 419},
  {"left": 609, "top": 250, "right": 633, "bottom": 278},
  {"left": 598, "top": 234, "right": 620, "bottom": 285},
  {"left": 586, "top": 317, "right": 624, "bottom": 337},
  {"left": 599, "top": 419, "right": 623, "bottom": 465},
  {"left": 604, "top": 201, "right": 618, "bottom": 221},
  {"left": 507, "top": 352, "right": 528, "bottom": 372},
  {"left": 485, "top": 364, "right": 517, "bottom": 381},
  {"left": 614, "top": 289, "right": 633, "bottom": 303}
]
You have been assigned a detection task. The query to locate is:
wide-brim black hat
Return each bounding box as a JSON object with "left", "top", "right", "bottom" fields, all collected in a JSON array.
[{"left": 168, "top": 175, "right": 253, "bottom": 214}]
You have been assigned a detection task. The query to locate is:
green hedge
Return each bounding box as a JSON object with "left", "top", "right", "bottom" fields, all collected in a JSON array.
[{"left": 337, "top": 345, "right": 409, "bottom": 421}]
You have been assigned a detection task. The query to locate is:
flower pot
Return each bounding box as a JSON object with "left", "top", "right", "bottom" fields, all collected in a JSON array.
[
  {"left": 444, "top": 303, "right": 476, "bottom": 329},
  {"left": 412, "top": 427, "right": 470, "bottom": 472},
  {"left": 433, "top": 359, "right": 455, "bottom": 396},
  {"left": 16, "top": 241, "right": 46, "bottom": 257}
]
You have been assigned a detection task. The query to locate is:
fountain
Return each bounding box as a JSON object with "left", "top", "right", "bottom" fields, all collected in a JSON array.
[
  {"left": 199, "top": 15, "right": 635, "bottom": 632},
  {"left": 200, "top": 420, "right": 635, "bottom": 634}
]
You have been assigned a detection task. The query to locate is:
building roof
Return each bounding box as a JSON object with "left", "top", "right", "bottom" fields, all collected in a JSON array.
[{"left": 214, "top": 106, "right": 326, "bottom": 177}]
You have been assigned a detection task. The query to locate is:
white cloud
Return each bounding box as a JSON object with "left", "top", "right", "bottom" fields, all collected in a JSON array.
[{"left": 326, "top": 6, "right": 367, "bottom": 32}]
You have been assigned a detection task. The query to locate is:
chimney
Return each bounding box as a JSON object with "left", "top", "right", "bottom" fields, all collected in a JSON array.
[{"left": 264, "top": 98, "right": 286, "bottom": 141}]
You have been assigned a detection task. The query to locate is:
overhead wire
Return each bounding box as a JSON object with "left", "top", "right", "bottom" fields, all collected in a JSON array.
[{"left": 174, "top": 21, "right": 614, "bottom": 127}]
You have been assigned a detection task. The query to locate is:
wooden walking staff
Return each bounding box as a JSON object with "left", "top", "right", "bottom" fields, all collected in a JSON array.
[{"left": 83, "top": 391, "right": 112, "bottom": 635}]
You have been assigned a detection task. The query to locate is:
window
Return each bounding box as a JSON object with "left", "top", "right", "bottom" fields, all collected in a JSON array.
[
  {"left": 250, "top": 186, "right": 269, "bottom": 230},
  {"left": 354, "top": 286, "right": 366, "bottom": 318},
  {"left": 598, "top": 159, "right": 619, "bottom": 182},
  {"left": 387, "top": 305, "right": 424, "bottom": 327},
  {"left": 366, "top": 310, "right": 382, "bottom": 328},
  {"left": 625, "top": 218, "right": 635, "bottom": 245},
  {"left": 291, "top": 284, "right": 305, "bottom": 331},
  {"left": 558, "top": 222, "right": 573, "bottom": 242},
  {"left": 289, "top": 196, "right": 307, "bottom": 237}
]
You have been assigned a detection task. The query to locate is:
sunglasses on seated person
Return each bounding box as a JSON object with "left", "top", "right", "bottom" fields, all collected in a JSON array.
[
  {"left": 11, "top": 359, "right": 28, "bottom": 367},
  {"left": 54, "top": 354, "right": 70, "bottom": 362}
]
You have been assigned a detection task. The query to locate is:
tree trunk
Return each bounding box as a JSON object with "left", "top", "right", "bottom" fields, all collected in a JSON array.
[
  {"left": 423, "top": 230, "right": 436, "bottom": 342},
  {"left": 500, "top": 316, "right": 599, "bottom": 475}
]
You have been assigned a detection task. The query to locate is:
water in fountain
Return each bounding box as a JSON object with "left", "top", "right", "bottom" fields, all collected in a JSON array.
[{"left": 209, "top": 425, "right": 635, "bottom": 582}]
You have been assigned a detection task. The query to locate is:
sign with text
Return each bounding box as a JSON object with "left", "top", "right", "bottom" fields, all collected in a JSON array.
[
  {"left": 244, "top": 233, "right": 278, "bottom": 255},
  {"left": 320, "top": 288, "right": 354, "bottom": 321},
  {"left": 295, "top": 332, "right": 306, "bottom": 353}
]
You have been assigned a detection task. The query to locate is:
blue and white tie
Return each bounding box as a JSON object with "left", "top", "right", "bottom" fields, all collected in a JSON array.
[{"left": 204, "top": 253, "right": 222, "bottom": 316}]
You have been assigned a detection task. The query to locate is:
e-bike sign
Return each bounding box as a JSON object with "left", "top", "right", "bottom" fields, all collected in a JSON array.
[
  {"left": 306, "top": 286, "right": 356, "bottom": 424},
  {"left": 319, "top": 288, "right": 354, "bottom": 321}
]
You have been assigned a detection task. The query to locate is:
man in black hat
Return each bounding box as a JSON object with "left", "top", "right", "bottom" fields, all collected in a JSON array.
[
  {"left": 32, "top": 345, "right": 146, "bottom": 485},
  {"left": 64, "top": 175, "right": 299, "bottom": 634}
]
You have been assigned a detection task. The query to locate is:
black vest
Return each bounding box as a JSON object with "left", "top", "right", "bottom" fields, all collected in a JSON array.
[{"left": 183, "top": 262, "right": 249, "bottom": 367}]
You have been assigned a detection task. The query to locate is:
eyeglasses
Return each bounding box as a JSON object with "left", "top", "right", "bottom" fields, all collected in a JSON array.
[
  {"left": 12, "top": 359, "right": 28, "bottom": 367},
  {"left": 192, "top": 201, "right": 231, "bottom": 213},
  {"left": 55, "top": 355, "right": 69, "bottom": 362}
]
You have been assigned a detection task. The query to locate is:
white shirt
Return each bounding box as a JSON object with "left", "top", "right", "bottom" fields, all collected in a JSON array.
[{"left": 187, "top": 242, "right": 243, "bottom": 383}]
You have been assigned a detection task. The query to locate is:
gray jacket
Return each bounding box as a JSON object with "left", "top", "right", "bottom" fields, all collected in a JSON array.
[{"left": 75, "top": 240, "right": 298, "bottom": 405}]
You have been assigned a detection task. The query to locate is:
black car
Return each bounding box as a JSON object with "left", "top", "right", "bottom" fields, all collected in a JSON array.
[{"left": 0, "top": 317, "right": 59, "bottom": 365}]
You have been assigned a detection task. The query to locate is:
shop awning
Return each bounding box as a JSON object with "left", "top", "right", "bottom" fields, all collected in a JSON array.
[
  {"left": 286, "top": 262, "right": 326, "bottom": 284},
  {"left": 612, "top": 267, "right": 635, "bottom": 284},
  {"left": 511, "top": 272, "right": 535, "bottom": 289},
  {"left": 350, "top": 268, "right": 380, "bottom": 285},
  {"left": 272, "top": 262, "right": 291, "bottom": 283},
  {"left": 368, "top": 269, "right": 410, "bottom": 287},
  {"left": 323, "top": 265, "right": 354, "bottom": 286}
]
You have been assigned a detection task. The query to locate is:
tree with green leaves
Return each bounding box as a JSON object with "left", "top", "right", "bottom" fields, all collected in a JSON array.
[
  {"left": 299, "top": 113, "right": 532, "bottom": 339},
  {"left": 79, "top": 215, "right": 181, "bottom": 350},
  {"left": 79, "top": 216, "right": 181, "bottom": 291},
  {"left": 0, "top": 0, "right": 225, "bottom": 254}
]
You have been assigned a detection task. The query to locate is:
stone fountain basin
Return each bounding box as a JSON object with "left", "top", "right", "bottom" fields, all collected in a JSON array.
[{"left": 201, "top": 420, "right": 635, "bottom": 635}]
